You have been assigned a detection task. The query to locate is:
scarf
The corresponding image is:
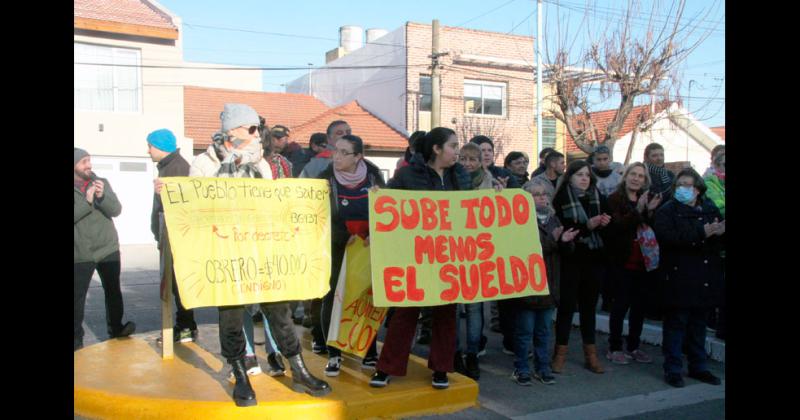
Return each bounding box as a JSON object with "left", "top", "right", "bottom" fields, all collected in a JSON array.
[
  {"left": 647, "top": 163, "right": 672, "bottom": 189},
  {"left": 214, "top": 138, "right": 263, "bottom": 178},
  {"left": 560, "top": 185, "right": 604, "bottom": 250},
  {"left": 535, "top": 204, "right": 554, "bottom": 225},
  {"left": 470, "top": 168, "right": 485, "bottom": 189},
  {"left": 269, "top": 154, "right": 293, "bottom": 179},
  {"left": 334, "top": 159, "right": 368, "bottom": 189}
]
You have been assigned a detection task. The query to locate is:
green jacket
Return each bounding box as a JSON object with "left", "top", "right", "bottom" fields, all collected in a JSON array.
[
  {"left": 74, "top": 177, "right": 122, "bottom": 263},
  {"left": 704, "top": 174, "right": 725, "bottom": 218}
]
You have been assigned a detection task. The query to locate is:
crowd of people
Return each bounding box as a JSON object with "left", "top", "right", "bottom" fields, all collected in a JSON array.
[{"left": 73, "top": 102, "right": 725, "bottom": 406}]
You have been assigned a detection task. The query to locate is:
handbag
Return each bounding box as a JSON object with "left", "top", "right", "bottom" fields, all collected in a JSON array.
[{"left": 636, "top": 224, "right": 660, "bottom": 272}]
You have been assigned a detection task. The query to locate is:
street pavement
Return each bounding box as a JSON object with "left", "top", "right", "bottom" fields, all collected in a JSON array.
[{"left": 78, "top": 244, "right": 725, "bottom": 419}]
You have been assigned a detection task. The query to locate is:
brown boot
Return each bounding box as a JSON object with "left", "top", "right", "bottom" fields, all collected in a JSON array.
[
  {"left": 583, "top": 344, "right": 605, "bottom": 374},
  {"left": 551, "top": 345, "right": 568, "bottom": 373}
]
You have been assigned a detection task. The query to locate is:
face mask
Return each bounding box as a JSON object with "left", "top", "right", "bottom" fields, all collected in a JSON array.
[
  {"left": 232, "top": 138, "right": 262, "bottom": 165},
  {"left": 674, "top": 186, "right": 696, "bottom": 204}
]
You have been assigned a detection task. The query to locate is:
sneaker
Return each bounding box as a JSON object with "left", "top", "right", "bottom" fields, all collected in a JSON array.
[
  {"left": 312, "top": 341, "right": 328, "bottom": 354},
  {"left": 432, "top": 371, "right": 449, "bottom": 389},
  {"left": 534, "top": 372, "right": 556, "bottom": 385},
  {"left": 512, "top": 370, "right": 532, "bottom": 386},
  {"left": 190, "top": 328, "right": 199, "bottom": 342},
  {"left": 177, "top": 328, "right": 194, "bottom": 343},
  {"left": 626, "top": 349, "right": 653, "bottom": 364},
  {"left": 361, "top": 355, "right": 379, "bottom": 368},
  {"left": 325, "top": 356, "right": 342, "bottom": 377},
  {"left": 665, "top": 372, "right": 685, "bottom": 388},
  {"left": 244, "top": 355, "right": 262, "bottom": 376},
  {"left": 370, "top": 371, "right": 390, "bottom": 387},
  {"left": 502, "top": 347, "right": 515, "bottom": 356},
  {"left": 688, "top": 370, "right": 721, "bottom": 385},
  {"left": 606, "top": 350, "right": 630, "bottom": 365},
  {"left": 477, "top": 335, "right": 488, "bottom": 357},
  {"left": 265, "top": 352, "right": 285, "bottom": 377},
  {"left": 111, "top": 321, "right": 136, "bottom": 338}
]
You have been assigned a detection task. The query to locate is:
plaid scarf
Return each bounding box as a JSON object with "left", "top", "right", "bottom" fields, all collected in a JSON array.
[
  {"left": 269, "top": 154, "right": 293, "bottom": 179},
  {"left": 213, "top": 141, "right": 263, "bottom": 178},
  {"left": 560, "top": 185, "right": 604, "bottom": 250}
]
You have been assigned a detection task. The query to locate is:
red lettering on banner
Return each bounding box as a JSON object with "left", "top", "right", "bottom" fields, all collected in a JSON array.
[
  {"left": 496, "top": 257, "right": 515, "bottom": 294},
  {"left": 435, "top": 236, "right": 449, "bottom": 263},
  {"left": 438, "top": 200, "right": 452, "bottom": 230},
  {"left": 510, "top": 256, "right": 529, "bottom": 292},
  {"left": 479, "top": 196, "right": 496, "bottom": 227},
  {"left": 461, "top": 198, "right": 480, "bottom": 228},
  {"left": 383, "top": 267, "right": 406, "bottom": 302},
  {"left": 374, "top": 196, "right": 399, "bottom": 232},
  {"left": 406, "top": 266, "right": 425, "bottom": 301},
  {"left": 439, "top": 264, "right": 459, "bottom": 301},
  {"left": 400, "top": 199, "right": 421, "bottom": 229},
  {"left": 476, "top": 232, "right": 495, "bottom": 260},
  {"left": 528, "top": 253, "right": 548, "bottom": 291},
  {"left": 460, "top": 264, "right": 480, "bottom": 300},
  {"left": 448, "top": 236, "right": 466, "bottom": 262},
  {"left": 415, "top": 236, "right": 435, "bottom": 264},
  {"left": 336, "top": 318, "right": 352, "bottom": 347},
  {"left": 496, "top": 196, "right": 512, "bottom": 227},
  {"left": 479, "top": 261, "right": 499, "bottom": 298},
  {"left": 512, "top": 194, "right": 531, "bottom": 225},
  {"left": 421, "top": 198, "right": 437, "bottom": 230}
]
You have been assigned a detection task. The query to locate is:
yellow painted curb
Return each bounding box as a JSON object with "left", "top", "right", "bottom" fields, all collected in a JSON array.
[{"left": 75, "top": 331, "right": 478, "bottom": 419}]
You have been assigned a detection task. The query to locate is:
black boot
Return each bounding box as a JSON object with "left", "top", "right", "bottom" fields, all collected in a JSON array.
[
  {"left": 465, "top": 353, "right": 480, "bottom": 380},
  {"left": 453, "top": 351, "right": 466, "bottom": 375},
  {"left": 288, "top": 354, "right": 332, "bottom": 397},
  {"left": 266, "top": 352, "right": 286, "bottom": 377},
  {"left": 230, "top": 359, "right": 257, "bottom": 407}
]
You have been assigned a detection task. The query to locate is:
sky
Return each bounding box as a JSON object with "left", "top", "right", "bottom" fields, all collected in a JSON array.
[{"left": 156, "top": 0, "right": 725, "bottom": 128}]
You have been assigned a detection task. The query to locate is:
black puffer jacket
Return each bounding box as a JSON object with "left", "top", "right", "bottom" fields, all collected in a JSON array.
[
  {"left": 604, "top": 190, "right": 654, "bottom": 266},
  {"left": 653, "top": 198, "right": 724, "bottom": 308},
  {"left": 488, "top": 165, "right": 521, "bottom": 188},
  {"left": 151, "top": 150, "right": 190, "bottom": 242},
  {"left": 388, "top": 152, "right": 471, "bottom": 191}
]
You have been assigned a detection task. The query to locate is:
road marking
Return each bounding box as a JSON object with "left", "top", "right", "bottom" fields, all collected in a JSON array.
[{"left": 502, "top": 382, "right": 725, "bottom": 420}]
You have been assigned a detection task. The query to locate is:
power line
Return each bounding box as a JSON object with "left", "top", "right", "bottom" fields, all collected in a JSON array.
[
  {"left": 74, "top": 62, "right": 428, "bottom": 71},
  {"left": 455, "top": 0, "right": 519, "bottom": 27}
]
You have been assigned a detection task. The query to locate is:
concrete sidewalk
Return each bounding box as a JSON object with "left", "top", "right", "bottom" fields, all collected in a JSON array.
[{"left": 78, "top": 245, "right": 725, "bottom": 419}]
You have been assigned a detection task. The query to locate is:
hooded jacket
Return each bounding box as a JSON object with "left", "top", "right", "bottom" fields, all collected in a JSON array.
[{"left": 388, "top": 152, "right": 472, "bottom": 192}]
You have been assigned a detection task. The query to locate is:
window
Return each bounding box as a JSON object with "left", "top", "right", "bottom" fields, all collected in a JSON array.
[
  {"left": 464, "top": 80, "right": 506, "bottom": 116},
  {"left": 419, "top": 76, "right": 432, "bottom": 112},
  {"left": 74, "top": 43, "right": 141, "bottom": 112},
  {"left": 541, "top": 117, "right": 557, "bottom": 149}
]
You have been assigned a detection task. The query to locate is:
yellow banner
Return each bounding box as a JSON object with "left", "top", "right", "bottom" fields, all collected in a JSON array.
[
  {"left": 369, "top": 188, "right": 548, "bottom": 307},
  {"left": 327, "top": 238, "right": 387, "bottom": 358},
  {"left": 160, "top": 177, "right": 331, "bottom": 309}
]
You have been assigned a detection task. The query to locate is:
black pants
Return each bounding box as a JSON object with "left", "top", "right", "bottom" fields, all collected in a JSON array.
[
  {"left": 608, "top": 267, "right": 649, "bottom": 352},
  {"left": 170, "top": 266, "right": 197, "bottom": 331},
  {"left": 556, "top": 253, "right": 603, "bottom": 346},
  {"left": 498, "top": 299, "right": 516, "bottom": 351},
  {"left": 218, "top": 301, "right": 301, "bottom": 364},
  {"left": 74, "top": 251, "right": 125, "bottom": 349}
]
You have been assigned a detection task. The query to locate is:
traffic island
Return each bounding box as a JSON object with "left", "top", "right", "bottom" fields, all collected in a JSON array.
[{"left": 74, "top": 327, "right": 478, "bottom": 419}]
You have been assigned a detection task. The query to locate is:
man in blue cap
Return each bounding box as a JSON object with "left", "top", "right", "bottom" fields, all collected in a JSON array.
[{"left": 147, "top": 129, "right": 197, "bottom": 344}]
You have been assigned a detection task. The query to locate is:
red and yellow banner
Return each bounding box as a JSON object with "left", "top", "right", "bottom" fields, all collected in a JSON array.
[{"left": 368, "top": 188, "right": 548, "bottom": 307}]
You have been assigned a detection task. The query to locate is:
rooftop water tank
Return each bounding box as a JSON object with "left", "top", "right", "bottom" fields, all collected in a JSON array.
[
  {"left": 366, "top": 28, "right": 389, "bottom": 44},
  {"left": 339, "top": 26, "right": 364, "bottom": 52}
]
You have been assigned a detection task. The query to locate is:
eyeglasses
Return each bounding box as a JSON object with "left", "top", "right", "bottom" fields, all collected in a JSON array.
[
  {"left": 239, "top": 125, "right": 259, "bottom": 135},
  {"left": 531, "top": 192, "right": 549, "bottom": 198},
  {"left": 334, "top": 149, "right": 357, "bottom": 157}
]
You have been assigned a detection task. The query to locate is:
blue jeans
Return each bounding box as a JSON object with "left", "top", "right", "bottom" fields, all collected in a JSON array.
[
  {"left": 514, "top": 307, "right": 554, "bottom": 376},
  {"left": 662, "top": 307, "right": 709, "bottom": 375},
  {"left": 243, "top": 305, "right": 278, "bottom": 356},
  {"left": 455, "top": 302, "right": 483, "bottom": 354}
]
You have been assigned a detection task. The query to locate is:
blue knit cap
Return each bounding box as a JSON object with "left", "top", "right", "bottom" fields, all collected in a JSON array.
[{"left": 147, "top": 129, "right": 177, "bottom": 153}]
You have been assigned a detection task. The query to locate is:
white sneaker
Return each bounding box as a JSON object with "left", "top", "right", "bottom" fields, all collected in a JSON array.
[{"left": 325, "top": 357, "right": 342, "bottom": 377}]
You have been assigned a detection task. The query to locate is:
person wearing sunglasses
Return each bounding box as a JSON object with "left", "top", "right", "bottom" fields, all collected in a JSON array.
[{"left": 189, "top": 103, "right": 331, "bottom": 407}]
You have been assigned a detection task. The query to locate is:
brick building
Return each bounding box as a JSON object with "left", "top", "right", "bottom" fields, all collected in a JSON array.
[{"left": 286, "top": 22, "right": 567, "bottom": 171}]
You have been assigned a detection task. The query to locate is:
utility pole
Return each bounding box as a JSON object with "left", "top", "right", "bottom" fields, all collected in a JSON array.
[
  {"left": 431, "top": 19, "right": 441, "bottom": 128},
  {"left": 536, "top": 0, "right": 543, "bottom": 159}
]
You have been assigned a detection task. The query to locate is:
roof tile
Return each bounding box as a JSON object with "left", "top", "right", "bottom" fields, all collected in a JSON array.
[
  {"left": 74, "top": 0, "right": 176, "bottom": 30},
  {"left": 565, "top": 101, "right": 673, "bottom": 154}
]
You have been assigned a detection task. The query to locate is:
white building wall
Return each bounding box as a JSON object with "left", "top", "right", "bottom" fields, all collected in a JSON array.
[{"left": 287, "top": 26, "right": 407, "bottom": 135}]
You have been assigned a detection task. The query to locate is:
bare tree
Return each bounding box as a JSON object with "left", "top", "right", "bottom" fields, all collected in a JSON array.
[
  {"left": 544, "top": 0, "right": 722, "bottom": 160},
  {"left": 455, "top": 115, "right": 508, "bottom": 162}
]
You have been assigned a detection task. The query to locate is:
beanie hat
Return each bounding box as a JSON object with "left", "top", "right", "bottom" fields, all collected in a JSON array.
[
  {"left": 74, "top": 147, "right": 89, "bottom": 167},
  {"left": 146, "top": 129, "right": 177, "bottom": 153},
  {"left": 220, "top": 103, "right": 260, "bottom": 133}
]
